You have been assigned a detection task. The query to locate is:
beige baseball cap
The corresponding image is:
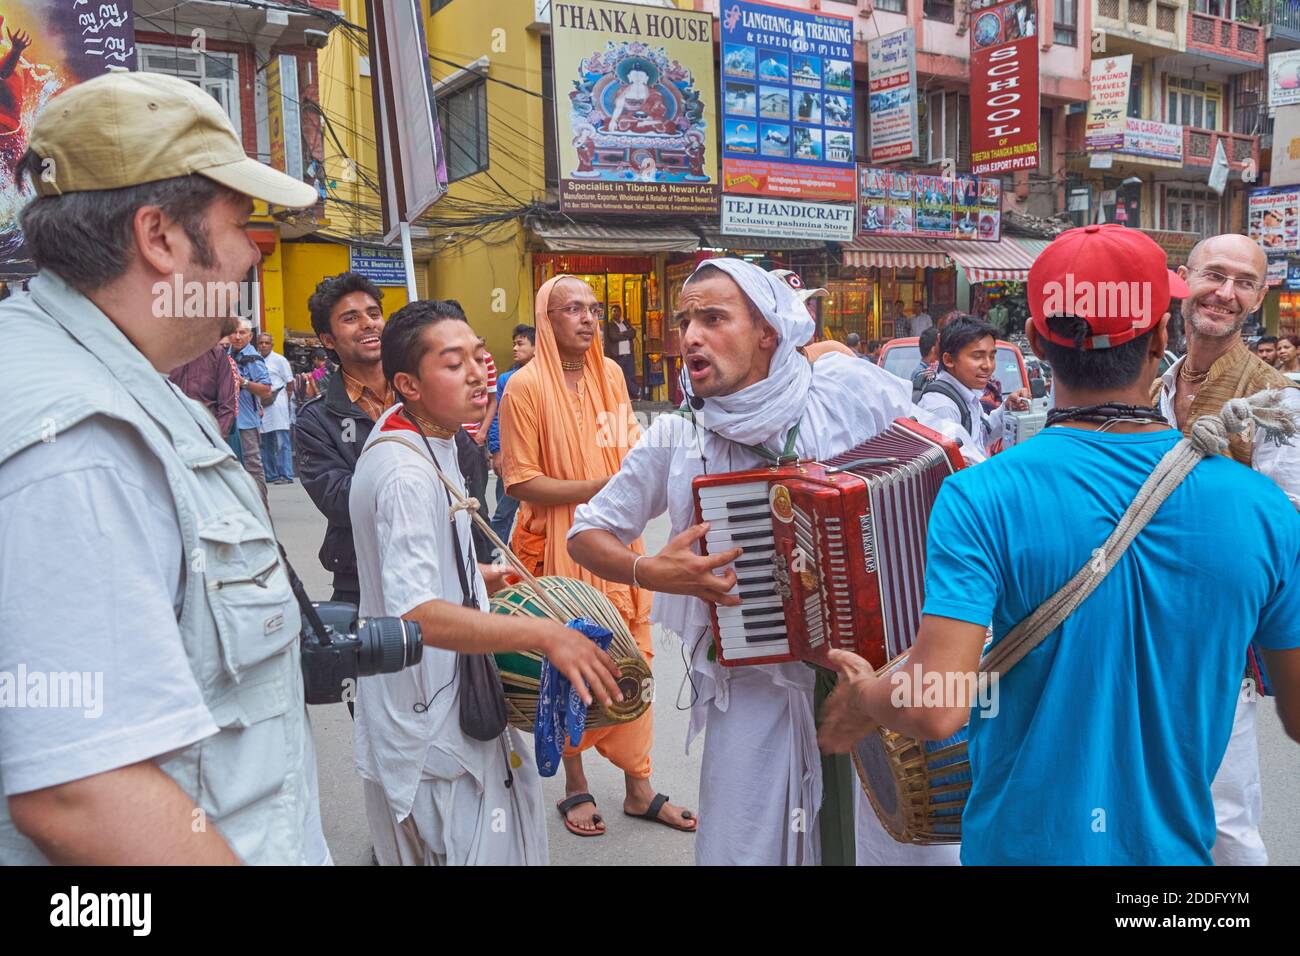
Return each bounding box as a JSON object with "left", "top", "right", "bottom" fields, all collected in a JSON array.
[
  {"left": 28, "top": 71, "right": 319, "bottom": 208},
  {"left": 769, "top": 268, "right": 829, "bottom": 304}
]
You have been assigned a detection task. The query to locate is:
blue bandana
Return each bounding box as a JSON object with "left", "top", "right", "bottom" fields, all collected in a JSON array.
[{"left": 534, "top": 617, "right": 614, "bottom": 777}]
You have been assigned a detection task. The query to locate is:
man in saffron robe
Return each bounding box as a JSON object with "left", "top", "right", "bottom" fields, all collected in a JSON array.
[{"left": 500, "top": 275, "right": 695, "bottom": 837}]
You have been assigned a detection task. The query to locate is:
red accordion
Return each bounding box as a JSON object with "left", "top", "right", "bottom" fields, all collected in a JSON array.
[{"left": 692, "top": 418, "right": 965, "bottom": 669}]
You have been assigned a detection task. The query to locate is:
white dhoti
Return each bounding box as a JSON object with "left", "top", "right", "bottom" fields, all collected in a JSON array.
[
  {"left": 694, "top": 664, "right": 821, "bottom": 866},
  {"left": 363, "top": 730, "right": 548, "bottom": 867},
  {"left": 1211, "top": 683, "right": 1267, "bottom": 866}
]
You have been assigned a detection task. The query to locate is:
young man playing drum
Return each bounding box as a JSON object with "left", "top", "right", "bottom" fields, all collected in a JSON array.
[
  {"left": 819, "top": 225, "right": 1300, "bottom": 865},
  {"left": 348, "top": 299, "right": 623, "bottom": 866},
  {"left": 568, "top": 260, "right": 979, "bottom": 865}
]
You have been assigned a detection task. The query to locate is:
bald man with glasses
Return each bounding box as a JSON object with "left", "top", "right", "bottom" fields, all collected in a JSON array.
[{"left": 1153, "top": 233, "right": 1300, "bottom": 866}]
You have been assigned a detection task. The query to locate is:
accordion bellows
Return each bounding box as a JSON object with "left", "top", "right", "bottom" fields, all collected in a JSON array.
[{"left": 691, "top": 417, "right": 965, "bottom": 671}]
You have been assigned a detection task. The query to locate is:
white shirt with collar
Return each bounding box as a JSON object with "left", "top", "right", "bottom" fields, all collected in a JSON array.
[
  {"left": 1157, "top": 355, "right": 1300, "bottom": 510},
  {"left": 916, "top": 369, "right": 1004, "bottom": 453}
]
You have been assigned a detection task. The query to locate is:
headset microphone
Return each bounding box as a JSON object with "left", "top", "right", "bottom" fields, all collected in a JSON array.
[{"left": 679, "top": 366, "right": 705, "bottom": 410}]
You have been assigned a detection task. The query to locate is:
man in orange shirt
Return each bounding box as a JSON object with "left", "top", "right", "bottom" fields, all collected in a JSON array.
[{"left": 500, "top": 275, "right": 695, "bottom": 838}]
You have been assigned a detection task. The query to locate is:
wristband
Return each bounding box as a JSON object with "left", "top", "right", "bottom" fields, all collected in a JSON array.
[{"left": 631, "top": 554, "right": 645, "bottom": 588}]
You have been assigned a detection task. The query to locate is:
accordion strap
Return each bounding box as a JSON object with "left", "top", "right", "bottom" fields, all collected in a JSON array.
[{"left": 979, "top": 396, "right": 1288, "bottom": 677}]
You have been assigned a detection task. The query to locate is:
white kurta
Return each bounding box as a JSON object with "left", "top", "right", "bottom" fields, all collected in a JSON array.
[
  {"left": 571, "top": 354, "right": 972, "bottom": 865},
  {"left": 1157, "top": 357, "right": 1300, "bottom": 866},
  {"left": 915, "top": 369, "right": 1005, "bottom": 454},
  {"left": 349, "top": 406, "right": 547, "bottom": 865}
]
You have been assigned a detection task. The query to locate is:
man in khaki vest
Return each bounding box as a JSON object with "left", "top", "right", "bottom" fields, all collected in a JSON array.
[{"left": 1155, "top": 233, "right": 1300, "bottom": 865}]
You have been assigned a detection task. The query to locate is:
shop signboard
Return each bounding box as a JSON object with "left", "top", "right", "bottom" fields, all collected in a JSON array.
[
  {"left": 867, "top": 27, "right": 918, "bottom": 164},
  {"left": 720, "top": 0, "right": 856, "bottom": 202},
  {"left": 349, "top": 246, "right": 409, "bottom": 287},
  {"left": 1247, "top": 185, "right": 1300, "bottom": 256},
  {"left": 857, "top": 165, "right": 1001, "bottom": 241},
  {"left": 1086, "top": 55, "right": 1132, "bottom": 152},
  {"left": 721, "top": 194, "right": 854, "bottom": 241},
  {"left": 1270, "top": 49, "right": 1300, "bottom": 112},
  {"left": 1119, "top": 117, "right": 1183, "bottom": 163},
  {"left": 969, "top": 0, "right": 1040, "bottom": 175},
  {"left": 551, "top": 0, "right": 719, "bottom": 215}
]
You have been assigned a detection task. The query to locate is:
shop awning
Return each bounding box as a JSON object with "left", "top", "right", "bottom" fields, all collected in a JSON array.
[
  {"left": 937, "top": 238, "right": 1042, "bottom": 283},
  {"left": 530, "top": 220, "right": 700, "bottom": 254},
  {"left": 840, "top": 236, "right": 950, "bottom": 269}
]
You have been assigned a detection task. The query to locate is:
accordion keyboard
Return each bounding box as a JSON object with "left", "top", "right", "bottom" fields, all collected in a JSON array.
[{"left": 697, "top": 480, "right": 793, "bottom": 660}]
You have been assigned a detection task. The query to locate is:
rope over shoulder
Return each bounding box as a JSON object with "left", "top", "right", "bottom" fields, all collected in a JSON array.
[{"left": 982, "top": 389, "right": 1300, "bottom": 678}]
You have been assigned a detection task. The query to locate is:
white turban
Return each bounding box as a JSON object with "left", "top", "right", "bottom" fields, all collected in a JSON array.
[{"left": 682, "top": 258, "right": 813, "bottom": 447}]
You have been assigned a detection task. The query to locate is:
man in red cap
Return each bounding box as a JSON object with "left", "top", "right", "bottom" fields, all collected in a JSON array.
[
  {"left": 1154, "top": 233, "right": 1300, "bottom": 865},
  {"left": 818, "top": 224, "right": 1300, "bottom": 865}
]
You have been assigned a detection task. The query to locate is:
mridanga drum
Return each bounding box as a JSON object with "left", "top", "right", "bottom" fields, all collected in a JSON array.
[{"left": 490, "top": 576, "right": 652, "bottom": 732}]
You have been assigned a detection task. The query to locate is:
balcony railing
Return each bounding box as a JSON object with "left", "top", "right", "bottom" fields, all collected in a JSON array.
[
  {"left": 1263, "top": 0, "right": 1300, "bottom": 35},
  {"left": 1183, "top": 127, "right": 1260, "bottom": 170},
  {"left": 1187, "top": 11, "right": 1265, "bottom": 61},
  {"left": 1097, "top": 0, "right": 1185, "bottom": 37}
]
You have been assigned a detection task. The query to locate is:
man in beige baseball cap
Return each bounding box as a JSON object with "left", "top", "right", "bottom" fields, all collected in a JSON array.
[{"left": 0, "top": 71, "right": 333, "bottom": 865}]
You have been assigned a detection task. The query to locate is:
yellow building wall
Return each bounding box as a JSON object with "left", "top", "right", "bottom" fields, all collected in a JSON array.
[
  {"left": 281, "top": 242, "right": 409, "bottom": 337},
  {"left": 424, "top": 2, "right": 546, "bottom": 365}
]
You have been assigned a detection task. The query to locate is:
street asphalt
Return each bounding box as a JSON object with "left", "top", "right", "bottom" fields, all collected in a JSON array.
[{"left": 271, "top": 477, "right": 1298, "bottom": 866}]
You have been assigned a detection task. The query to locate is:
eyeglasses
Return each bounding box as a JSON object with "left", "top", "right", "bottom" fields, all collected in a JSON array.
[
  {"left": 548, "top": 303, "right": 600, "bottom": 319},
  {"left": 1191, "top": 268, "right": 1263, "bottom": 295}
]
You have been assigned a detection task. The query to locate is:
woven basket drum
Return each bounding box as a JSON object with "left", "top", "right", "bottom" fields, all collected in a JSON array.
[
  {"left": 489, "top": 576, "right": 652, "bottom": 733},
  {"left": 852, "top": 722, "right": 971, "bottom": 844}
]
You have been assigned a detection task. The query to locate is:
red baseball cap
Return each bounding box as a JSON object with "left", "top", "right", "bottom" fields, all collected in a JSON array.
[{"left": 1027, "top": 224, "right": 1189, "bottom": 349}]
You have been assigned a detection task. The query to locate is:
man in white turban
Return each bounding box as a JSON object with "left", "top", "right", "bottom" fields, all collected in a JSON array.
[{"left": 568, "top": 259, "right": 980, "bottom": 865}]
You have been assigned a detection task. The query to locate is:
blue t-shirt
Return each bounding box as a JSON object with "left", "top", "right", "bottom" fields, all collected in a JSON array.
[
  {"left": 922, "top": 427, "right": 1300, "bottom": 866},
  {"left": 487, "top": 365, "right": 519, "bottom": 454},
  {"left": 230, "top": 344, "right": 271, "bottom": 431}
]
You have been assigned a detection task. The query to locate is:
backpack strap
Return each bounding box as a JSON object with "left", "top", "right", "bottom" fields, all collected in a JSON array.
[{"left": 920, "top": 378, "right": 972, "bottom": 436}]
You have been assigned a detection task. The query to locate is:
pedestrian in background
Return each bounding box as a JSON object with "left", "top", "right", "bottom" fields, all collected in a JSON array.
[
  {"left": 606, "top": 303, "right": 638, "bottom": 398},
  {"left": 458, "top": 333, "right": 498, "bottom": 562},
  {"left": 169, "top": 341, "right": 237, "bottom": 436},
  {"left": 294, "top": 271, "right": 391, "bottom": 605},
  {"left": 257, "top": 331, "right": 295, "bottom": 484},
  {"left": 228, "top": 316, "right": 272, "bottom": 510},
  {"left": 489, "top": 323, "right": 535, "bottom": 548}
]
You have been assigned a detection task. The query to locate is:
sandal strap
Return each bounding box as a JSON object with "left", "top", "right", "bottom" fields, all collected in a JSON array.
[{"left": 557, "top": 792, "right": 596, "bottom": 815}]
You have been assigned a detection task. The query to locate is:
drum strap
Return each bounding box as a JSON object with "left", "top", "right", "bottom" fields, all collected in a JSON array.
[{"left": 980, "top": 392, "right": 1298, "bottom": 678}]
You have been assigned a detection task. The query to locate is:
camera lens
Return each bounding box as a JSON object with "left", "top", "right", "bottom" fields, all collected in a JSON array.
[{"left": 355, "top": 617, "right": 423, "bottom": 676}]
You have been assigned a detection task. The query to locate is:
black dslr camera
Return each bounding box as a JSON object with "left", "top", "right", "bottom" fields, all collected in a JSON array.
[
  {"left": 300, "top": 602, "right": 423, "bottom": 705},
  {"left": 280, "top": 547, "right": 423, "bottom": 705}
]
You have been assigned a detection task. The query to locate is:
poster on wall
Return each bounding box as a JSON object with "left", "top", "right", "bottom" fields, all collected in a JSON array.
[
  {"left": 719, "top": 0, "right": 856, "bottom": 202},
  {"left": 857, "top": 165, "right": 1001, "bottom": 241},
  {"left": 867, "top": 27, "right": 918, "bottom": 164},
  {"left": 551, "top": 0, "right": 719, "bottom": 215},
  {"left": 1, "top": 0, "right": 136, "bottom": 279},
  {"left": 968, "top": 0, "right": 1039, "bottom": 175},
  {"left": 1085, "top": 55, "right": 1132, "bottom": 152},
  {"left": 1247, "top": 186, "right": 1300, "bottom": 255},
  {"left": 858, "top": 166, "right": 915, "bottom": 235},
  {"left": 914, "top": 175, "right": 955, "bottom": 237}
]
